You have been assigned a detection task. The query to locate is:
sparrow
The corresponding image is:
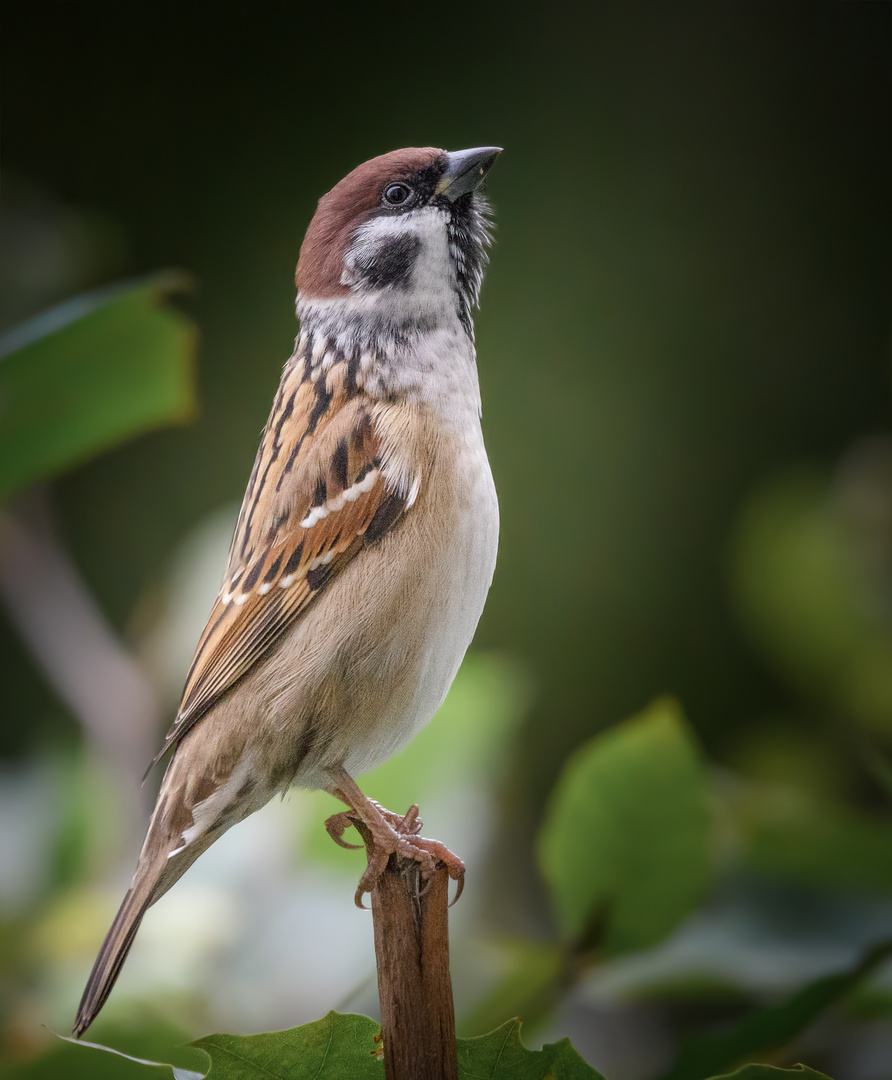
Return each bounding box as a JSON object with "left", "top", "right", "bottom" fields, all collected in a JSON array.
[{"left": 73, "top": 145, "right": 501, "bottom": 1036}]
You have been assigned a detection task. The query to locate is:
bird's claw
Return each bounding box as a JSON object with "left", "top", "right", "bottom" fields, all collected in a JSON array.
[
  {"left": 326, "top": 796, "right": 464, "bottom": 909},
  {"left": 353, "top": 826, "right": 465, "bottom": 909},
  {"left": 325, "top": 811, "right": 363, "bottom": 849}
]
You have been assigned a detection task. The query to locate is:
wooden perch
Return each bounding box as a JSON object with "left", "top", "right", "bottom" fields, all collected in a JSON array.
[{"left": 353, "top": 820, "right": 459, "bottom": 1080}]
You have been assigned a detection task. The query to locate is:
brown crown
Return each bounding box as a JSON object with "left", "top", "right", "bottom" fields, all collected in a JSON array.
[{"left": 295, "top": 147, "right": 444, "bottom": 299}]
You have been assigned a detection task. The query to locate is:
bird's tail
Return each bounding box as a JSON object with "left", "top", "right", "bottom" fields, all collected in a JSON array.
[{"left": 72, "top": 872, "right": 157, "bottom": 1038}]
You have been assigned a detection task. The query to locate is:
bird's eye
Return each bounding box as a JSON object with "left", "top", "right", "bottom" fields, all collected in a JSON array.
[{"left": 383, "top": 183, "right": 413, "bottom": 207}]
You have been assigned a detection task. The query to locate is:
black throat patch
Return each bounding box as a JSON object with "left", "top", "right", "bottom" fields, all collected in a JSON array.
[{"left": 445, "top": 192, "right": 493, "bottom": 338}]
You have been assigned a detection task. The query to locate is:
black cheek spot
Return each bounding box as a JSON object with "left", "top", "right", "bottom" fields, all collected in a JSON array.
[{"left": 360, "top": 234, "right": 421, "bottom": 289}]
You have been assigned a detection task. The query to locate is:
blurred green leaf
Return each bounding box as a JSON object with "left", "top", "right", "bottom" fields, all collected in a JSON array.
[
  {"left": 737, "top": 784, "right": 892, "bottom": 895},
  {"left": 537, "top": 698, "right": 712, "bottom": 953},
  {"left": 54, "top": 1035, "right": 201, "bottom": 1080},
  {"left": 862, "top": 743, "right": 892, "bottom": 802},
  {"left": 704, "top": 1067, "right": 832, "bottom": 1080},
  {"left": 657, "top": 939, "right": 891, "bottom": 1080},
  {"left": 460, "top": 940, "right": 566, "bottom": 1037},
  {"left": 729, "top": 471, "right": 892, "bottom": 732},
  {"left": 457, "top": 1018, "right": 605, "bottom": 1078},
  {"left": 47, "top": 748, "right": 125, "bottom": 894},
  {"left": 361, "top": 651, "right": 531, "bottom": 810},
  {"left": 0, "top": 274, "right": 197, "bottom": 502},
  {"left": 1, "top": 1021, "right": 203, "bottom": 1080}
]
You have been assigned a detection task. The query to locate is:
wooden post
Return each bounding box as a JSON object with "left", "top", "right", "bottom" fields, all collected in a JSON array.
[{"left": 354, "top": 822, "right": 459, "bottom": 1080}]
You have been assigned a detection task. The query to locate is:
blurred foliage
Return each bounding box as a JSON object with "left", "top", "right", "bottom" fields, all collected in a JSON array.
[
  {"left": 711, "top": 1070, "right": 831, "bottom": 1080},
  {"left": 734, "top": 785, "right": 892, "bottom": 897},
  {"left": 657, "top": 942, "right": 892, "bottom": 1080},
  {"left": 0, "top": 276, "right": 197, "bottom": 503},
  {"left": 1, "top": 3, "right": 891, "bottom": 1080},
  {"left": 461, "top": 939, "right": 568, "bottom": 1040},
  {"left": 1, "top": 1020, "right": 203, "bottom": 1080},
  {"left": 538, "top": 699, "right": 711, "bottom": 952},
  {"left": 730, "top": 470, "right": 892, "bottom": 735}
]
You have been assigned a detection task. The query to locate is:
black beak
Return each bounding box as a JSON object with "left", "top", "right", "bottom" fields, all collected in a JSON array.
[{"left": 436, "top": 146, "right": 502, "bottom": 201}]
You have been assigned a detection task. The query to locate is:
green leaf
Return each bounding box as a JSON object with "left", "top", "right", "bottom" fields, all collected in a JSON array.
[
  {"left": 457, "top": 1019, "right": 606, "bottom": 1079},
  {"left": 195, "top": 1015, "right": 604, "bottom": 1079},
  {"left": 537, "top": 698, "right": 712, "bottom": 952},
  {"left": 704, "top": 1067, "right": 832, "bottom": 1080},
  {"left": 45, "top": 1014, "right": 605, "bottom": 1080},
  {"left": 0, "top": 273, "right": 197, "bottom": 502},
  {"left": 657, "top": 939, "right": 892, "bottom": 1080},
  {"left": 193, "top": 1012, "right": 382, "bottom": 1078}
]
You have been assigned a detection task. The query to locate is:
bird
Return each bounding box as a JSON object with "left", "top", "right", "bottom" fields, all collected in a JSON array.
[{"left": 73, "top": 145, "right": 502, "bottom": 1037}]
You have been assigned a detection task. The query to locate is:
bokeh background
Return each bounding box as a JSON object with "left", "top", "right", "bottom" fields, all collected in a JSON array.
[{"left": 2, "top": 4, "right": 891, "bottom": 1079}]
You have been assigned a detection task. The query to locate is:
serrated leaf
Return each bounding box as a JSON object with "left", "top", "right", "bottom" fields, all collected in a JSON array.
[
  {"left": 0, "top": 273, "right": 197, "bottom": 501},
  {"left": 705, "top": 1066, "right": 833, "bottom": 1080},
  {"left": 46, "top": 1014, "right": 606, "bottom": 1080},
  {"left": 456, "top": 1019, "right": 606, "bottom": 1079},
  {"left": 193, "top": 1012, "right": 382, "bottom": 1078},
  {"left": 537, "top": 698, "right": 712, "bottom": 952},
  {"left": 658, "top": 939, "right": 891, "bottom": 1080}
]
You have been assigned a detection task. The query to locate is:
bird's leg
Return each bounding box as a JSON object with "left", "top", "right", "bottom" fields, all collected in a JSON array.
[{"left": 326, "top": 766, "right": 465, "bottom": 909}]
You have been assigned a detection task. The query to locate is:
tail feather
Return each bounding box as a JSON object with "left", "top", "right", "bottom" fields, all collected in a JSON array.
[
  {"left": 73, "top": 878, "right": 156, "bottom": 1038},
  {"left": 73, "top": 741, "right": 257, "bottom": 1036}
]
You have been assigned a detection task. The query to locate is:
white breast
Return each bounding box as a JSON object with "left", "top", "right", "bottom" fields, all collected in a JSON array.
[
  {"left": 365, "top": 326, "right": 499, "bottom": 757},
  {"left": 257, "top": 318, "right": 499, "bottom": 785},
  {"left": 404, "top": 434, "right": 499, "bottom": 733}
]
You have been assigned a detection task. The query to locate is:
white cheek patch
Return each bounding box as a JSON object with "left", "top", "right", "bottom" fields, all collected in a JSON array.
[{"left": 343, "top": 208, "right": 454, "bottom": 303}]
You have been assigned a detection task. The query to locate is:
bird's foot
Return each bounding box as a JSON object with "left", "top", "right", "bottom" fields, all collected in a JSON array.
[
  {"left": 325, "top": 801, "right": 422, "bottom": 850},
  {"left": 371, "top": 800, "right": 423, "bottom": 836},
  {"left": 326, "top": 768, "right": 464, "bottom": 909},
  {"left": 352, "top": 817, "right": 465, "bottom": 910}
]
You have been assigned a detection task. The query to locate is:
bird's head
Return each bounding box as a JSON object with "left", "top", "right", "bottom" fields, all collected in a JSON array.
[{"left": 296, "top": 146, "right": 500, "bottom": 338}]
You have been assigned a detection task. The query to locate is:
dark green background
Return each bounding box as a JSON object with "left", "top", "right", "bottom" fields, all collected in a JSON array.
[
  {"left": 4, "top": 2, "right": 889, "bottom": 799},
  {"left": 2, "top": 4, "right": 891, "bottom": 1074}
]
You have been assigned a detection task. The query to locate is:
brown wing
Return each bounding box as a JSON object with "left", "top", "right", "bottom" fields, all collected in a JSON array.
[{"left": 153, "top": 360, "right": 416, "bottom": 764}]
